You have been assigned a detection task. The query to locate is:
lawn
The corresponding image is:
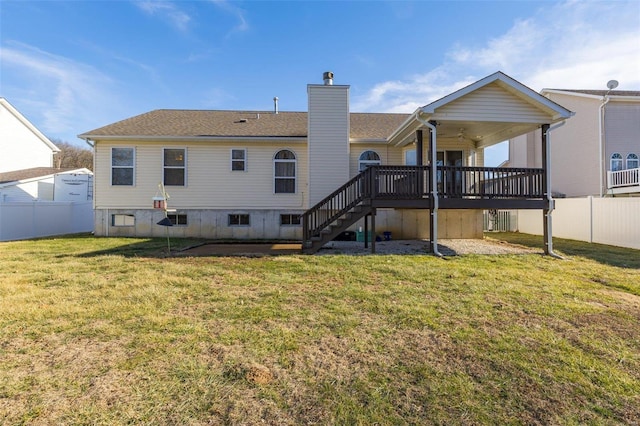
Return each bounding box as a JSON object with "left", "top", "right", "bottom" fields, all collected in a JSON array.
[{"left": 0, "top": 233, "right": 638, "bottom": 425}]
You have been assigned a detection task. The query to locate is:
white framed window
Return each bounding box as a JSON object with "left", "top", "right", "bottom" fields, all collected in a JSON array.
[
  {"left": 167, "top": 213, "right": 188, "bottom": 226},
  {"left": 610, "top": 153, "right": 623, "bottom": 172},
  {"left": 359, "top": 150, "right": 381, "bottom": 172},
  {"left": 111, "top": 147, "right": 135, "bottom": 185},
  {"left": 626, "top": 153, "right": 639, "bottom": 169},
  {"left": 228, "top": 214, "right": 250, "bottom": 226},
  {"left": 404, "top": 149, "right": 417, "bottom": 166},
  {"left": 231, "top": 149, "right": 247, "bottom": 171},
  {"left": 111, "top": 214, "right": 135, "bottom": 226},
  {"left": 280, "top": 214, "right": 301, "bottom": 226},
  {"left": 164, "top": 148, "right": 186, "bottom": 186},
  {"left": 274, "top": 150, "right": 296, "bottom": 193}
]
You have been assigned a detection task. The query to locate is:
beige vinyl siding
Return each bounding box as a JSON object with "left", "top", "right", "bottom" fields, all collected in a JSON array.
[
  {"left": 509, "top": 132, "right": 542, "bottom": 168},
  {"left": 95, "top": 140, "right": 307, "bottom": 209},
  {"left": 604, "top": 103, "right": 640, "bottom": 162},
  {"left": 348, "top": 142, "right": 402, "bottom": 177},
  {"left": 433, "top": 139, "right": 478, "bottom": 166},
  {"left": 547, "top": 94, "right": 601, "bottom": 197},
  {"left": 474, "top": 147, "right": 485, "bottom": 167},
  {"left": 307, "top": 85, "right": 350, "bottom": 205},
  {"left": 432, "top": 83, "right": 551, "bottom": 123},
  {"left": 396, "top": 140, "right": 479, "bottom": 167},
  {"left": 507, "top": 91, "right": 637, "bottom": 197}
]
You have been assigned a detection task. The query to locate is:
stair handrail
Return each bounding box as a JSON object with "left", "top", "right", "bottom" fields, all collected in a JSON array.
[{"left": 302, "top": 167, "right": 374, "bottom": 241}]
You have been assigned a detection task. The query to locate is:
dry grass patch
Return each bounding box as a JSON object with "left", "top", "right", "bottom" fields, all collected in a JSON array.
[{"left": 0, "top": 234, "right": 638, "bottom": 424}]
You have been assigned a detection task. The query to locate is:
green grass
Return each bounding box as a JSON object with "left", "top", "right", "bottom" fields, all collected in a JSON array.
[{"left": 0, "top": 233, "right": 638, "bottom": 424}]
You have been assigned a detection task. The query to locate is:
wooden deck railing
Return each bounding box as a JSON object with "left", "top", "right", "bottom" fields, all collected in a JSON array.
[
  {"left": 608, "top": 167, "right": 640, "bottom": 189},
  {"left": 439, "top": 166, "right": 544, "bottom": 198},
  {"left": 302, "top": 168, "right": 373, "bottom": 242},
  {"left": 302, "top": 165, "right": 545, "bottom": 241}
]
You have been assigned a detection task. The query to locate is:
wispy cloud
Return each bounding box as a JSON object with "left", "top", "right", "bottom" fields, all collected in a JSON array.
[
  {"left": 209, "top": 0, "right": 249, "bottom": 35},
  {"left": 201, "top": 87, "right": 237, "bottom": 109},
  {"left": 353, "top": 1, "right": 640, "bottom": 113},
  {"left": 0, "top": 41, "right": 119, "bottom": 141},
  {"left": 134, "top": 0, "right": 191, "bottom": 32}
]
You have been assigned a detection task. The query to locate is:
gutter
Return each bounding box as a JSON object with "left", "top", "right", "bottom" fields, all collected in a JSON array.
[
  {"left": 77, "top": 135, "right": 308, "bottom": 143},
  {"left": 543, "top": 89, "right": 640, "bottom": 102},
  {"left": 387, "top": 109, "right": 421, "bottom": 146}
]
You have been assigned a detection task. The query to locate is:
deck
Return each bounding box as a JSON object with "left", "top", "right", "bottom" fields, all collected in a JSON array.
[
  {"left": 301, "top": 165, "right": 549, "bottom": 253},
  {"left": 607, "top": 168, "right": 640, "bottom": 195}
]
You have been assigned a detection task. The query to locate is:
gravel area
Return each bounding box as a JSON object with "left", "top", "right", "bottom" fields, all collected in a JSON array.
[
  {"left": 178, "top": 238, "right": 543, "bottom": 257},
  {"left": 317, "top": 238, "right": 543, "bottom": 256}
]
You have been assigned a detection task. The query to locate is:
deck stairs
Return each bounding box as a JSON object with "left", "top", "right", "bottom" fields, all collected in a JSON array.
[
  {"left": 301, "top": 168, "right": 376, "bottom": 254},
  {"left": 303, "top": 202, "right": 371, "bottom": 254}
]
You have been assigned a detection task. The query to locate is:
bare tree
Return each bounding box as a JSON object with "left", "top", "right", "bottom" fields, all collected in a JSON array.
[{"left": 52, "top": 139, "right": 93, "bottom": 171}]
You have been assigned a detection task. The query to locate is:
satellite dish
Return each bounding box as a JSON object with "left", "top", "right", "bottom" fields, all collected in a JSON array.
[{"left": 606, "top": 80, "right": 619, "bottom": 90}]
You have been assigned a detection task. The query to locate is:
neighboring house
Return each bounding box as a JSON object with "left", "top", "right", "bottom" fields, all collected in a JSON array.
[
  {"left": 0, "top": 167, "right": 93, "bottom": 202},
  {"left": 0, "top": 98, "right": 60, "bottom": 173},
  {"left": 508, "top": 89, "right": 640, "bottom": 197},
  {"left": 79, "top": 71, "right": 572, "bottom": 254}
]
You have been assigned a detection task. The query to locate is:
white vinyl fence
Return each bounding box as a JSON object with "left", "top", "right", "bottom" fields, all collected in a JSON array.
[
  {"left": 516, "top": 197, "right": 640, "bottom": 250},
  {"left": 483, "top": 210, "right": 518, "bottom": 232},
  {"left": 0, "top": 201, "right": 93, "bottom": 242}
]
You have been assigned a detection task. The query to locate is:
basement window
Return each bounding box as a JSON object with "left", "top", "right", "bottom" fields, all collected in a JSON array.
[
  {"left": 228, "top": 214, "right": 250, "bottom": 226},
  {"left": 280, "top": 214, "right": 301, "bottom": 226},
  {"left": 167, "top": 214, "right": 188, "bottom": 226},
  {"left": 111, "top": 214, "right": 135, "bottom": 227}
]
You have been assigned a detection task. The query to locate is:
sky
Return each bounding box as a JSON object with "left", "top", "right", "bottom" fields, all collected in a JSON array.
[{"left": 1, "top": 0, "right": 639, "bottom": 166}]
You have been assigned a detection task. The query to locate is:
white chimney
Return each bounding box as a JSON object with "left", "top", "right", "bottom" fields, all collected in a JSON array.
[
  {"left": 273, "top": 96, "right": 279, "bottom": 114},
  {"left": 307, "top": 72, "right": 350, "bottom": 205}
]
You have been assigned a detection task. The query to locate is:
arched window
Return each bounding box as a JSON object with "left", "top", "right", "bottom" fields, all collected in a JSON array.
[
  {"left": 274, "top": 150, "right": 296, "bottom": 193},
  {"left": 359, "top": 150, "right": 381, "bottom": 172},
  {"left": 610, "top": 153, "right": 623, "bottom": 172},
  {"left": 626, "top": 153, "right": 639, "bottom": 170}
]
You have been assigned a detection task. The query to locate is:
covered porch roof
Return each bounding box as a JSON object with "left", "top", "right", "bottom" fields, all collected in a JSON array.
[{"left": 388, "top": 71, "right": 574, "bottom": 149}]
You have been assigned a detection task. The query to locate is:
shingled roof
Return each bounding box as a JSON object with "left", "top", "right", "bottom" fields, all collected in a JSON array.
[
  {"left": 79, "top": 110, "right": 410, "bottom": 140},
  {"left": 0, "top": 167, "right": 78, "bottom": 185},
  {"left": 545, "top": 89, "right": 640, "bottom": 97}
]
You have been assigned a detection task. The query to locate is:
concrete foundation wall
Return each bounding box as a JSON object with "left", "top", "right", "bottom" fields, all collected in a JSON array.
[
  {"left": 96, "top": 208, "right": 484, "bottom": 241},
  {"left": 95, "top": 209, "right": 305, "bottom": 240},
  {"left": 349, "top": 209, "right": 484, "bottom": 240}
]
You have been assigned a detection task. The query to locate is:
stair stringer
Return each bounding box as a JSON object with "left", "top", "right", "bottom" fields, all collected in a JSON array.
[{"left": 302, "top": 204, "right": 372, "bottom": 254}]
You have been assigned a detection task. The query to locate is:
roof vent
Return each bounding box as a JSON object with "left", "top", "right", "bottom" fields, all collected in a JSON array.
[
  {"left": 273, "top": 96, "right": 279, "bottom": 114},
  {"left": 323, "top": 71, "right": 334, "bottom": 85}
]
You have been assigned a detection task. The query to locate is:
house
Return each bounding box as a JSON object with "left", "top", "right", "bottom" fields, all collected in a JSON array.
[
  {"left": 0, "top": 98, "right": 60, "bottom": 173},
  {"left": 0, "top": 168, "right": 93, "bottom": 202},
  {"left": 508, "top": 89, "right": 640, "bottom": 197},
  {"left": 79, "top": 71, "right": 572, "bottom": 254}
]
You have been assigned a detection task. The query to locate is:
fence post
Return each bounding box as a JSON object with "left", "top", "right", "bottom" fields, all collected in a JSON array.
[{"left": 588, "top": 195, "right": 593, "bottom": 243}]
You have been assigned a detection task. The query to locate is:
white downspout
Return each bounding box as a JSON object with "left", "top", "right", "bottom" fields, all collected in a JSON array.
[
  {"left": 544, "top": 120, "right": 567, "bottom": 259},
  {"left": 415, "top": 112, "right": 442, "bottom": 257},
  {"left": 598, "top": 96, "right": 611, "bottom": 198}
]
